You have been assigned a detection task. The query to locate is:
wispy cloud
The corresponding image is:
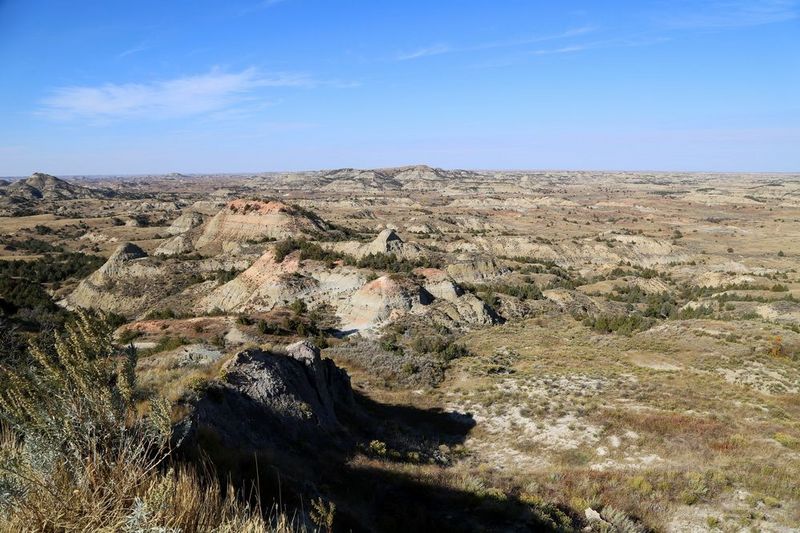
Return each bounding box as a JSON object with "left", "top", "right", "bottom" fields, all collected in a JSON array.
[
  {"left": 238, "top": 0, "right": 289, "bottom": 16},
  {"left": 530, "top": 44, "right": 590, "bottom": 56},
  {"left": 530, "top": 36, "right": 670, "bottom": 56},
  {"left": 396, "top": 26, "right": 595, "bottom": 61},
  {"left": 396, "top": 44, "right": 451, "bottom": 61},
  {"left": 116, "top": 41, "right": 150, "bottom": 59},
  {"left": 39, "top": 68, "right": 312, "bottom": 121},
  {"left": 661, "top": 0, "right": 798, "bottom": 29}
]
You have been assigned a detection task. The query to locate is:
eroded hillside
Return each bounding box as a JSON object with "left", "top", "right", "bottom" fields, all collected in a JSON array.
[{"left": 2, "top": 167, "right": 800, "bottom": 531}]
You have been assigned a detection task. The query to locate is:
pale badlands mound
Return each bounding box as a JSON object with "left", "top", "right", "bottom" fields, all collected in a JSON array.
[
  {"left": 338, "top": 275, "right": 433, "bottom": 331},
  {"left": 165, "top": 211, "right": 206, "bottom": 236},
  {"left": 66, "top": 242, "right": 157, "bottom": 314},
  {"left": 66, "top": 207, "right": 594, "bottom": 332},
  {"left": 200, "top": 249, "right": 365, "bottom": 313},
  {"left": 193, "top": 199, "right": 328, "bottom": 252}
]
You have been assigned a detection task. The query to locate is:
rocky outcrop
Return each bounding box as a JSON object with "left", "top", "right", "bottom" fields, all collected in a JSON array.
[
  {"left": 362, "top": 228, "right": 423, "bottom": 259},
  {"left": 450, "top": 234, "right": 691, "bottom": 269},
  {"left": 201, "top": 250, "right": 304, "bottom": 312},
  {"left": 320, "top": 168, "right": 403, "bottom": 191},
  {"left": 180, "top": 341, "right": 355, "bottom": 451},
  {"left": 425, "top": 293, "right": 501, "bottom": 329},
  {"left": 188, "top": 200, "right": 227, "bottom": 215},
  {"left": 414, "top": 268, "right": 463, "bottom": 301},
  {"left": 65, "top": 242, "right": 155, "bottom": 315},
  {"left": 315, "top": 165, "right": 482, "bottom": 192},
  {"left": 201, "top": 247, "right": 493, "bottom": 332},
  {"left": 97, "top": 242, "right": 148, "bottom": 277}
]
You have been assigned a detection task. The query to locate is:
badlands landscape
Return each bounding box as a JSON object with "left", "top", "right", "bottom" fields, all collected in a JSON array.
[{"left": 1, "top": 166, "right": 799, "bottom": 531}]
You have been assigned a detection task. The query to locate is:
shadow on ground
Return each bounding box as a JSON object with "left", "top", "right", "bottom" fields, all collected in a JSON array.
[{"left": 179, "top": 384, "right": 572, "bottom": 532}]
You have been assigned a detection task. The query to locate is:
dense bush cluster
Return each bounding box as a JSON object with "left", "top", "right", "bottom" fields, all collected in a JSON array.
[
  {"left": 250, "top": 302, "right": 338, "bottom": 347},
  {"left": 353, "top": 251, "right": 443, "bottom": 272},
  {"left": 257, "top": 315, "right": 318, "bottom": 338},
  {"left": 606, "top": 265, "right": 662, "bottom": 280},
  {"left": 509, "top": 257, "right": 588, "bottom": 288},
  {"left": 0, "top": 277, "right": 59, "bottom": 315},
  {"left": 272, "top": 238, "right": 443, "bottom": 273},
  {"left": 0, "top": 237, "right": 63, "bottom": 253},
  {"left": 375, "top": 322, "right": 471, "bottom": 385},
  {"left": 273, "top": 238, "right": 346, "bottom": 263},
  {"left": 608, "top": 286, "right": 683, "bottom": 319},
  {"left": 462, "top": 279, "right": 544, "bottom": 304},
  {"left": 0, "top": 252, "right": 104, "bottom": 284},
  {"left": 408, "top": 334, "right": 471, "bottom": 362},
  {"left": 0, "top": 252, "right": 105, "bottom": 332},
  {"left": 145, "top": 308, "right": 182, "bottom": 320}
]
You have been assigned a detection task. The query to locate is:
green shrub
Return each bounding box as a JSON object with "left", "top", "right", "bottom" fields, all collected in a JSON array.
[
  {"left": 0, "top": 311, "right": 284, "bottom": 531},
  {"left": 236, "top": 314, "right": 254, "bottom": 326},
  {"left": 141, "top": 335, "right": 189, "bottom": 355},
  {"left": 584, "top": 313, "right": 653, "bottom": 335},
  {"left": 290, "top": 299, "right": 308, "bottom": 315},
  {"left": 0, "top": 252, "right": 105, "bottom": 330},
  {"left": 216, "top": 268, "right": 242, "bottom": 283},
  {"left": 409, "top": 335, "right": 470, "bottom": 362},
  {"left": 118, "top": 328, "right": 142, "bottom": 344},
  {"left": 0, "top": 237, "right": 63, "bottom": 254},
  {"left": 146, "top": 308, "right": 177, "bottom": 320},
  {"left": 257, "top": 319, "right": 277, "bottom": 335},
  {"left": 351, "top": 252, "right": 442, "bottom": 273}
]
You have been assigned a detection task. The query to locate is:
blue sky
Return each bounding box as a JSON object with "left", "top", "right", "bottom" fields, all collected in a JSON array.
[{"left": 0, "top": 0, "right": 798, "bottom": 175}]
